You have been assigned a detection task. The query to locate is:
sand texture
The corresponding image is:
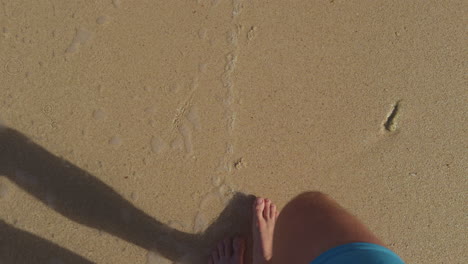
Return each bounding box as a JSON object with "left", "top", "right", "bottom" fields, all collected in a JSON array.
[{"left": 0, "top": 0, "right": 466, "bottom": 263}]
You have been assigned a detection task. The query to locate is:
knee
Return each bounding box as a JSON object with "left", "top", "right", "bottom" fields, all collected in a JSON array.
[
  {"left": 277, "top": 191, "right": 334, "bottom": 225},
  {"left": 286, "top": 191, "right": 331, "bottom": 209},
  {"left": 295, "top": 191, "right": 329, "bottom": 201}
]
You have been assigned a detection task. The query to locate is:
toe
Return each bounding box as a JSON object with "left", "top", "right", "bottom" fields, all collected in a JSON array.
[
  {"left": 208, "top": 258, "right": 214, "bottom": 264},
  {"left": 224, "top": 238, "right": 232, "bottom": 257},
  {"left": 264, "top": 199, "right": 271, "bottom": 219},
  {"left": 212, "top": 250, "right": 219, "bottom": 262},
  {"left": 233, "top": 237, "right": 245, "bottom": 255},
  {"left": 218, "top": 242, "right": 225, "bottom": 257},
  {"left": 254, "top": 197, "right": 265, "bottom": 219},
  {"left": 269, "top": 203, "right": 277, "bottom": 219}
]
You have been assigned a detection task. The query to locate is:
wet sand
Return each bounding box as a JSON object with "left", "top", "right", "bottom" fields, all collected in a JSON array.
[{"left": 0, "top": 0, "right": 466, "bottom": 263}]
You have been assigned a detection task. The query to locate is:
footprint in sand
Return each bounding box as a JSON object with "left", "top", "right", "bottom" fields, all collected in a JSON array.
[
  {"left": 112, "top": 0, "right": 121, "bottom": 8},
  {"left": 96, "top": 15, "right": 109, "bottom": 25},
  {"left": 247, "top": 26, "right": 258, "bottom": 41},
  {"left": 178, "top": 122, "right": 193, "bottom": 154},
  {"left": 151, "top": 136, "right": 168, "bottom": 154},
  {"left": 93, "top": 109, "right": 106, "bottom": 120},
  {"left": 198, "top": 28, "right": 207, "bottom": 40},
  {"left": 66, "top": 28, "right": 92, "bottom": 54},
  {"left": 193, "top": 184, "right": 235, "bottom": 233},
  {"left": 186, "top": 106, "right": 201, "bottom": 131},
  {"left": 109, "top": 136, "right": 122, "bottom": 146}
]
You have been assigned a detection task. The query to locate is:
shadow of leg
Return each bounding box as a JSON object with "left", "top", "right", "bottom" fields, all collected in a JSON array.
[
  {"left": 196, "top": 193, "right": 255, "bottom": 263},
  {"left": 0, "top": 128, "right": 254, "bottom": 264},
  {"left": 0, "top": 127, "right": 197, "bottom": 260},
  {"left": 0, "top": 220, "right": 93, "bottom": 264}
]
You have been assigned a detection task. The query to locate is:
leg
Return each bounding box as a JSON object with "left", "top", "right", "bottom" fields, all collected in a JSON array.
[{"left": 271, "top": 192, "right": 384, "bottom": 264}]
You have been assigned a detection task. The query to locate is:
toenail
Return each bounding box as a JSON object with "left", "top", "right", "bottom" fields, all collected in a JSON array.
[{"left": 256, "top": 198, "right": 264, "bottom": 204}]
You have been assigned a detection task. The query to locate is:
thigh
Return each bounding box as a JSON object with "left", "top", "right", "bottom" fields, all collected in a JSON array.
[{"left": 271, "top": 192, "right": 384, "bottom": 264}]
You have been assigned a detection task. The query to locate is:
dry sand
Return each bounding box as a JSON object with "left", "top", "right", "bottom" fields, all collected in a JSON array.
[{"left": 0, "top": 0, "right": 466, "bottom": 263}]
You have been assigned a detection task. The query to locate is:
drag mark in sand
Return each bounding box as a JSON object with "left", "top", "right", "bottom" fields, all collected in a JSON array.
[
  {"left": 217, "top": 0, "right": 244, "bottom": 173},
  {"left": 143, "top": 82, "right": 200, "bottom": 157},
  {"left": 169, "top": 78, "right": 201, "bottom": 156},
  {"left": 192, "top": 0, "right": 245, "bottom": 234},
  {"left": 172, "top": 78, "right": 198, "bottom": 130}
]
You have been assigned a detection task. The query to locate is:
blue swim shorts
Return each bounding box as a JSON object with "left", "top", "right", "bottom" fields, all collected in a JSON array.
[{"left": 310, "top": 242, "right": 405, "bottom": 264}]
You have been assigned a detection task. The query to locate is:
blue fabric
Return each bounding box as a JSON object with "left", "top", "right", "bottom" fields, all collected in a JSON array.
[{"left": 310, "top": 242, "right": 405, "bottom": 264}]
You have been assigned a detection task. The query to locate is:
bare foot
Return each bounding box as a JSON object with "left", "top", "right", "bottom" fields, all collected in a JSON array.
[
  {"left": 252, "top": 197, "right": 278, "bottom": 264},
  {"left": 209, "top": 237, "right": 245, "bottom": 264}
]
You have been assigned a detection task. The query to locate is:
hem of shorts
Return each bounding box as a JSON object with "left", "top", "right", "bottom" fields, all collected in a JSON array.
[{"left": 310, "top": 242, "right": 403, "bottom": 264}]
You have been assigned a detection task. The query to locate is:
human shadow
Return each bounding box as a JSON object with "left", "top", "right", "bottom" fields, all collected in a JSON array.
[
  {"left": 0, "top": 220, "right": 94, "bottom": 264},
  {"left": 0, "top": 127, "right": 254, "bottom": 264}
]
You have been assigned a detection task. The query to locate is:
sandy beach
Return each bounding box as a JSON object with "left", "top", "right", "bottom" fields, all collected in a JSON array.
[{"left": 0, "top": 0, "right": 466, "bottom": 263}]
